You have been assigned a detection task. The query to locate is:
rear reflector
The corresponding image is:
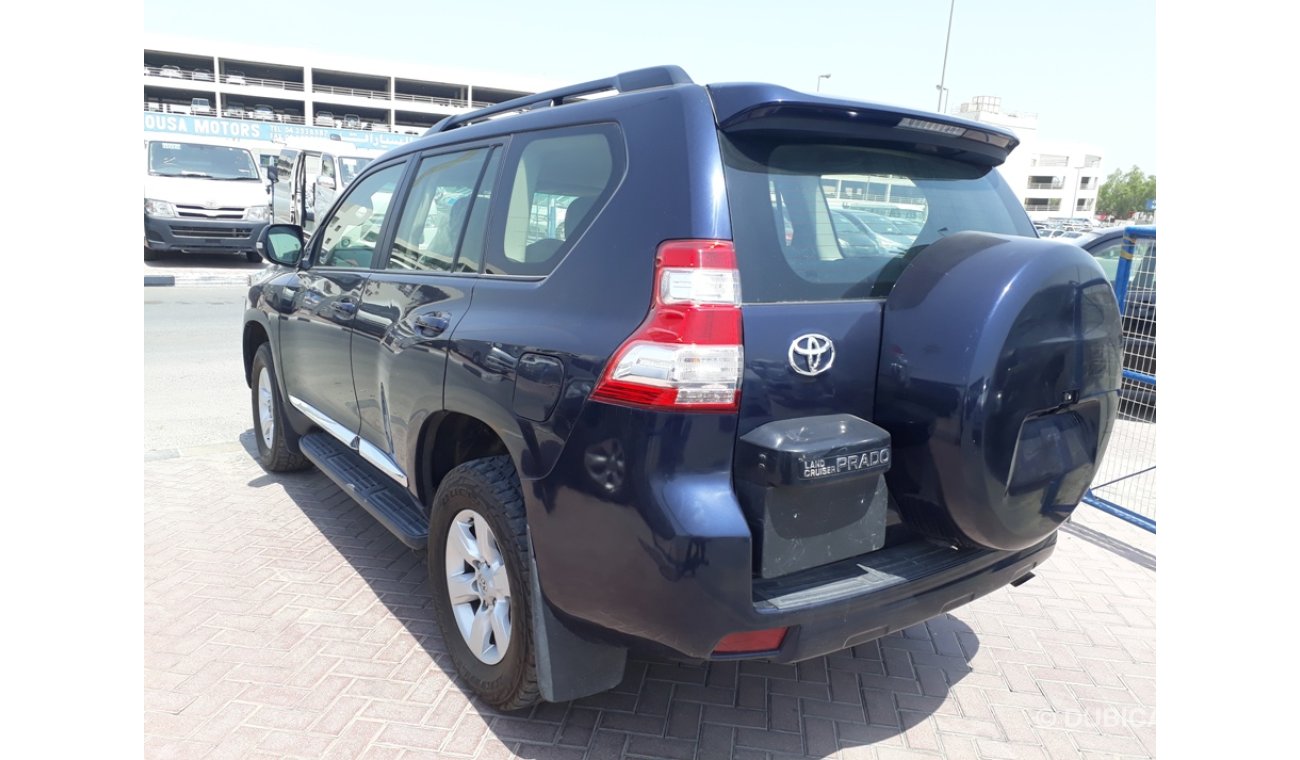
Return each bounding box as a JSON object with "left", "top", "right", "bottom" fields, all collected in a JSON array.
[
  {"left": 590, "top": 240, "right": 743, "bottom": 412},
  {"left": 713, "top": 627, "right": 788, "bottom": 654}
]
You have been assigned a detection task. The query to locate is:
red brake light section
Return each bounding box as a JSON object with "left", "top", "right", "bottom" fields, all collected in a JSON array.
[
  {"left": 713, "top": 627, "right": 788, "bottom": 654},
  {"left": 590, "top": 240, "right": 743, "bottom": 412}
]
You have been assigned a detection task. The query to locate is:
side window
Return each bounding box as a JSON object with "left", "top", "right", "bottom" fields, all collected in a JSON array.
[
  {"left": 387, "top": 148, "right": 490, "bottom": 273},
  {"left": 1089, "top": 239, "right": 1124, "bottom": 284},
  {"left": 456, "top": 149, "right": 500, "bottom": 274},
  {"left": 486, "top": 124, "right": 622, "bottom": 276},
  {"left": 321, "top": 156, "right": 335, "bottom": 181},
  {"left": 315, "top": 162, "right": 405, "bottom": 269}
]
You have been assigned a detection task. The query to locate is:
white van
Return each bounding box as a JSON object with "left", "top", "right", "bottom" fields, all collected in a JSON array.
[
  {"left": 270, "top": 137, "right": 384, "bottom": 235},
  {"left": 143, "top": 137, "right": 272, "bottom": 262}
]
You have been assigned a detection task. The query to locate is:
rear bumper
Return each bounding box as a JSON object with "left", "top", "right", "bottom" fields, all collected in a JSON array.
[
  {"left": 525, "top": 402, "right": 1057, "bottom": 662},
  {"left": 746, "top": 536, "right": 1052, "bottom": 663},
  {"left": 144, "top": 215, "right": 266, "bottom": 253}
]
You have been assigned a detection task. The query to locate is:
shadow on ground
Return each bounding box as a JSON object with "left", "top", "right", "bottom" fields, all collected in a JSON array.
[
  {"left": 246, "top": 432, "right": 987, "bottom": 758},
  {"left": 1061, "top": 518, "right": 1156, "bottom": 571}
]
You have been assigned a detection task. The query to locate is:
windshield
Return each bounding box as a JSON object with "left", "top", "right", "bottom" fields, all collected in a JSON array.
[
  {"left": 148, "top": 141, "right": 260, "bottom": 180},
  {"left": 338, "top": 156, "right": 373, "bottom": 186},
  {"left": 721, "top": 135, "right": 1035, "bottom": 302}
]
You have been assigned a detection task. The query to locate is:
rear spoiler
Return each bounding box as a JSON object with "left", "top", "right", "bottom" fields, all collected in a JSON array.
[{"left": 707, "top": 83, "right": 1019, "bottom": 167}]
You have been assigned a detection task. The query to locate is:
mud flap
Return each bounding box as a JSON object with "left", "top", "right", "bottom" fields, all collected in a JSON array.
[{"left": 529, "top": 550, "right": 627, "bottom": 702}]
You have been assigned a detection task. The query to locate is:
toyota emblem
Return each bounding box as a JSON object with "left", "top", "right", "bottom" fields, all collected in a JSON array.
[{"left": 789, "top": 333, "right": 835, "bottom": 376}]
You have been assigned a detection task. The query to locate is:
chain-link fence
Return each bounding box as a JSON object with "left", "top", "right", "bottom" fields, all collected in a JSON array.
[{"left": 1083, "top": 227, "right": 1156, "bottom": 532}]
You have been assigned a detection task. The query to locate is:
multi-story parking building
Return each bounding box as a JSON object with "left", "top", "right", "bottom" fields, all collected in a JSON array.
[{"left": 144, "top": 35, "right": 550, "bottom": 158}]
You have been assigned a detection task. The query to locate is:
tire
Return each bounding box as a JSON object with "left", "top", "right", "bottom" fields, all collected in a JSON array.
[
  {"left": 245, "top": 249, "right": 263, "bottom": 263},
  {"left": 429, "top": 456, "right": 540, "bottom": 711},
  {"left": 250, "top": 343, "right": 310, "bottom": 472}
]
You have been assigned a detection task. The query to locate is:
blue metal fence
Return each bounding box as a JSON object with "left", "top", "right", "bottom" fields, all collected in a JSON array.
[{"left": 1082, "top": 226, "right": 1156, "bottom": 532}]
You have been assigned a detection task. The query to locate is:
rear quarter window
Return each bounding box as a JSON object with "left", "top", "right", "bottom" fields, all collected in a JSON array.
[
  {"left": 721, "top": 135, "right": 1035, "bottom": 303},
  {"left": 484, "top": 123, "right": 625, "bottom": 277}
]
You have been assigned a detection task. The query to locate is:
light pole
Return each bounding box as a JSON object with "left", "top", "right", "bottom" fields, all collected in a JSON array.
[
  {"left": 936, "top": 0, "right": 955, "bottom": 111},
  {"left": 1070, "top": 165, "right": 1082, "bottom": 221},
  {"left": 817, "top": 73, "right": 831, "bottom": 92}
]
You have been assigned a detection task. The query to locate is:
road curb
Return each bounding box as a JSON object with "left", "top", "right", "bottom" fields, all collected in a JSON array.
[{"left": 144, "top": 273, "right": 254, "bottom": 287}]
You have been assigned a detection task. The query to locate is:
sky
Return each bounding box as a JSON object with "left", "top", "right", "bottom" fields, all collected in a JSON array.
[{"left": 143, "top": 0, "right": 1156, "bottom": 175}]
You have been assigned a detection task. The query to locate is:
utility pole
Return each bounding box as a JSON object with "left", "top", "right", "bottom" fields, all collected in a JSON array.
[{"left": 936, "top": 0, "right": 955, "bottom": 112}]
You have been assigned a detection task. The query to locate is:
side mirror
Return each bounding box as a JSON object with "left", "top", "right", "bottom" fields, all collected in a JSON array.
[
  {"left": 318, "top": 176, "right": 336, "bottom": 191},
  {"left": 257, "top": 224, "right": 305, "bottom": 267}
]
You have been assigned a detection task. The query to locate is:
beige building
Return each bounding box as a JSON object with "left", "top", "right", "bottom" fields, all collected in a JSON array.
[{"left": 954, "top": 96, "right": 1104, "bottom": 222}]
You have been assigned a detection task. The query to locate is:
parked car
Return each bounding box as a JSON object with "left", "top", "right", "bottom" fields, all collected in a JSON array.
[
  {"left": 1075, "top": 226, "right": 1156, "bottom": 419},
  {"left": 226, "top": 70, "right": 247, "bottom": 86},
  {"left": 252, "top": 104, "right": 275, "bottom": 121},
  {"left": 159, "top": 65, "right": 182, "bottom": 79},
  {"left": 828, "top": 209, "right": 907, "bottom": 256},
  {"left": 314, "top": 111, "right": 335, "bottom": 127},
  {"left": 194, "top": 68, "right": 213, "bottom": 82},
  {"left": 838, "top": 208, "right": 921, "bottom": 248},
  {"left": 245, "top": 66, "right": 1123, "bottom": 710}
]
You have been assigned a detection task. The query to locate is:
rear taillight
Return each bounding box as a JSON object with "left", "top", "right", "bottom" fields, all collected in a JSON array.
[{"left": 590, "top": 240, "right": 743, "bottom": 412}]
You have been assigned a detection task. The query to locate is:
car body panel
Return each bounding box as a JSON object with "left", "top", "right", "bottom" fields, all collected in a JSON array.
[{"left": 244, "top": 70, "right": 1118, "bottom": 675}]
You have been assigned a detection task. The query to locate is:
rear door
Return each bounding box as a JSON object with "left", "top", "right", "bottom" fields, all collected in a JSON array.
[
  {"left": 349, "top": 143, "right": 502, "bottom": 483},
  {"left": 717, "top": 124, "right": 1037, "bottom": 572},
  {"left": 720, "top": 133, "right": 1035, "bottom": 437}
]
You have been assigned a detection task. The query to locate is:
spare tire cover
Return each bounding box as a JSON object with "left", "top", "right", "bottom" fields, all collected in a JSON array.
[{"left": 874, "top": 232, "right": 1122, "bottom": 551}]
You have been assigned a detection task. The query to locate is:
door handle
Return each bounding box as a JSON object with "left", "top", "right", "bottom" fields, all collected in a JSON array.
[
  {"left": 414, "top": 312, "right": 451, "bottom": 337},
  {"left": 331, "top": 300, "right": 357, "bottom": 318}
]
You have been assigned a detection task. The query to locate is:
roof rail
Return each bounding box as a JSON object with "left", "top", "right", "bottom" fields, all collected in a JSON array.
[{"left": 426, "top": 65, "right": 693, "bottom": 135}]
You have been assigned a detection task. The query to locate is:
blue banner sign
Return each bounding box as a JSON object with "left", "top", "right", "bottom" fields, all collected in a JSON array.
[{"left": 143, "top": 112, "right": 419, "bottom": 151}]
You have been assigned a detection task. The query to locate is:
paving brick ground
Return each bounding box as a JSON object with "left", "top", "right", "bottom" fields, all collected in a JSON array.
[{"left": 145, "top": 444, "right": 1155, "bottom": 760}]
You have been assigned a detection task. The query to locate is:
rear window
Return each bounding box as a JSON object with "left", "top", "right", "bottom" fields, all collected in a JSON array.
[{"left": 720, "top": 135, "right": 1035, "bottom": 302}]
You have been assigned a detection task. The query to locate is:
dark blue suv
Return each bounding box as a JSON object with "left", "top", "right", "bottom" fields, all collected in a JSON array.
[{"left": 244, "top": 66, "right": 1123, "bottom": 710}]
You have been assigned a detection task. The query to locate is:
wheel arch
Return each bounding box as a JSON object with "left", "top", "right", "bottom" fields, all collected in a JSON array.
[
  {"left": 242, "top": 318, "right": 271, "bottom": 387},
  {"left": 415, "top": 411, "right": 513, "bottom": 508}
]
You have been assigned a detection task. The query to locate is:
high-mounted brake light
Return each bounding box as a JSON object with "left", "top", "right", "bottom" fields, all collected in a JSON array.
[
  {"left": 590, "top": 240, "right": 743, "bottom": 412},
  {"left": 897, "top": 117, "right": 966, "bottom": 137}
]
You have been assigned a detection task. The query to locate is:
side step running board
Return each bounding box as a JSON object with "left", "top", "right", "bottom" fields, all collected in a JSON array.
[{"left": 298, "top": 432, "right": 429, "bottom": 549}]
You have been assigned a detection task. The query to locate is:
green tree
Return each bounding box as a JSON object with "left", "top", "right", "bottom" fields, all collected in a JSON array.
[{"left": 1096, "top": 166, "right": 1156, "bottom": 219}]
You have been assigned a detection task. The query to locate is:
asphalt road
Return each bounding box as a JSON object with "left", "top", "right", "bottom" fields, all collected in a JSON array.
[{"left": 144, "top": 285, "right": 252, "bottom": 457}]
